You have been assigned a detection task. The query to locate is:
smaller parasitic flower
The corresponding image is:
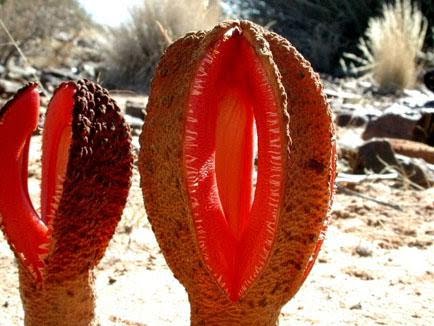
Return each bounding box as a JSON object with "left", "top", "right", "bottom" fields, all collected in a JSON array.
[
  {"left": 0, "top": 80, "right": 133, "bottom": 326},
  {"left": 139, "top": 20, "right": 336, "bottom": 325}
]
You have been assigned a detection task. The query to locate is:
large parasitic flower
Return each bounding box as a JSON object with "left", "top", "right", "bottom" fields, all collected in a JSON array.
[
  {"left": 139, "top": 20, "right": 336, "bottom": 325},
  {"left": 0, "top": 80, "right": 133, "bottom": 326}
]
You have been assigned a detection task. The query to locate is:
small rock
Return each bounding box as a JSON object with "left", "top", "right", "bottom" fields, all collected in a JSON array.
[
  {"left": 400, "top": 90, "right": 433, "bottom": 109},
  {"left": 423, "top": 100, "right": 434, "bottom": 108},
  {"left": 354, "top": 243, "right": 374, "bottom": 257},
  {"left": 423, "top": 69, "right": 434, "bottom": 92},
  {"left": 335, "top": 112, "right": 367, "bottom": 127},
  {"left": 131, "top": 136, "right": 140, "bottom": 153},
  {"left": 79, "top": 63, "right": 97, "bottom": 78},
  {"left": 413, "top": 112, "right": 434, "bottom": 146},
  {"left": 0, "top": 78, "right": 22, "bottom": 97},
  {"left": 384, "top": 103, "right": 421, "bottom": 117},
  {"left": 397, "top": 156, "right": 432, "bottom": 188},
  {"left": 363, "top": 113, "right": 418, "bottom": 141},
  {"left": 353, "top": 140, "right": 400, "bottom": 173},
  {"left": 124, "top": 114, "right": 144, "bottom": 130},
  {"left": 41, "top": 68, "right": 75, "bottom": 80},
  {"left": 125, "top": 100, "right": 147, "bottom": 120},
  {"left": 123, "top": 225, "right": 133, "bottom": 234},
  {"left": 40, "top": 68, "right": 76, "bottom": 92},
  {"left": 7, "top": 65, "right": 39, "bottom": 81},
  {"left": 349, "top": 303, "right": 362, "bottom": 310},
  {"left": 6, "top": 65, "right": 38, "bottom": 81}
]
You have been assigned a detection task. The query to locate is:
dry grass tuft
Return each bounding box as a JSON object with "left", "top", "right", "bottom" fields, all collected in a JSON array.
[
  {"left": 101, "top": 0, "right": 221, "bottom": 92},
  {"left": 0, "top": 0, "right": 90, "bottom": 67},
  {"left": 343, "top": 0, "right": 427, "bottom": 93}
]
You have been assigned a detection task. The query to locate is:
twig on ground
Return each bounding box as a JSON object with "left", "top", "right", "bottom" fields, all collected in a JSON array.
[{"left": 337, "top": 184, "right": 403, "bottom": 211}]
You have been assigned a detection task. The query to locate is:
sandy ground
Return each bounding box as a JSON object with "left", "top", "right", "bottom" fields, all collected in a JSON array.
[{"left": 1, "top": 135, "right": 433, "bottom": 326}]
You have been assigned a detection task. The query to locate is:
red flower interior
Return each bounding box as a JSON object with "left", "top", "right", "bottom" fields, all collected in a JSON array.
[
  {"left": 184, "top": 28, "right": 285, "bottom": 301},
  {"left": 0, "top": 84, "right": 75, "bottom": 280},
  {"left": 41, "top": 84, "right": 75, "bottom": 227}
]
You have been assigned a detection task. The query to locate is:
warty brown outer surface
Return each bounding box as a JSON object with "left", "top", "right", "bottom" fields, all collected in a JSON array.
[
  {"left": 261, "top": 29, "right": 336, "bottom": 301},
  {"left": 139, "top": 20, "right": 335, "bottom": 325},
  {"left": 44, "top": 79, "right": 133, "bottom": 281},
  {"left": 18, "top": 80, "right": 133, "bottom": 325},
  {"left": 19, "top": 263, "right": 97, "bottom": 326}
]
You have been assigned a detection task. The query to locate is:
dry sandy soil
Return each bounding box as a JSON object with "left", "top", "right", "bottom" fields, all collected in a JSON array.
[{"left": 1, "top": 134, "right": 433, "bottom": 326}]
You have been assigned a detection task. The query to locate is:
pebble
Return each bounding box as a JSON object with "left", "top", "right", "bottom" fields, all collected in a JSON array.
[
  {"left": 363, "top": 113, "right": 418, "bottom": 141},
  {"left": 349, "top": 303, "right": 362, "bottom": 310},
  {"left": 125, "top": 100, "right": 147, "bottom": 120},
  {"left": 353, "top": 140, "right": 400, "bottom": 173},
  {"left": 354, "top": 243, "right": 374, "bottom": 257}
]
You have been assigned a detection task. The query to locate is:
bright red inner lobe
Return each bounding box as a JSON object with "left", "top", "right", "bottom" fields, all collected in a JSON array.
[
  {"left": 185, "top": 28, "right": 284, "bottom": 301},
  {"left": 215, "top": 80, "right": 254, "bottom": 237},
  {"left": 0, "top": 84, "right": 75, "bottom": 280},
  {"left": 41, "top": 85, "right": 75, "bottom": 226}
]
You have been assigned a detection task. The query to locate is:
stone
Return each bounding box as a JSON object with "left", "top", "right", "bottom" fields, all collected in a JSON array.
[
  {"left": 353, "top": 140, "right": 400, "bottom": 173},
  {"left": 0, "top": 78, "right": 22, "bottom": 96},
  {"left": 424, "top": 100, "right": 434, "bottom": 108},
  {"left": 397, "top": 155, "right": 433, "bottom": 188},
  {"left": 125, "top": 100, "right": 147, "bottom": 120},
  {"left": 40, "top": 68, "right": 76, "bottom": 93},
  {"left": 413, "top": 112, "right": 434, "bottom": 146},
  {"left": 354, "top": 243, "right": 374, "bottom": 257},
  {"left": 400, "top": 90, "right": 433, "bottom": 109},
  {"left": 79, "top": 63, "right": 97, "bottom": 79},
  {"left": 423, "top": 69, "right": 434, "bottom": 92},
  {"left": 384, "top": 103, "right": 421, "bottom": 117},
  {"left": 335, "top": 112, "right": 367, "bottom": 127},
  {"left": 350, "top": 303, "right": 362, "bottom": 310},
  {"left": 41, "top": 68, "right": 75, "bottom": 80},
  {"left": 6, "top": 65, "right": 38, "bottom": 81},
  {"left": 363, "top": 113, "right": 418, "bottom": 141},
  {"left": 124, "top": 114, "right": 144, "bottom": 130}
]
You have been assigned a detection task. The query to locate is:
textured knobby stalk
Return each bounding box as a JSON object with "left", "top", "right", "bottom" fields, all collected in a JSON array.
[
  {"left": 19, "top": 266, "right": 96, "bottom": 326},
  {"left": 0, "top": 80, "right": 133, "bottom": 325},
  {"left": 189, "top": 294, "right": 281, "bottom": 325},
  {"left": 140, "top": 20, "right": 336, "bottom": 325}
]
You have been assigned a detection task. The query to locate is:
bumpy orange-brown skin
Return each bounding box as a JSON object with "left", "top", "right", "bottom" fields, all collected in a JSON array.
[
  {"left": 139, "top": 21, "right": 335, "bottom": 325},
  {"left": 19, "top": 80, "right": 133, "bottom": 326},
  {"left": 19, "top": 266, "right": 97, "bottom": 326}
]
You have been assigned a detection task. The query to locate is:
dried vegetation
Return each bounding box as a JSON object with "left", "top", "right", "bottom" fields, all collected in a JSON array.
[
  {"left": 0, "top": 0, "right": 90, "bottom": 67},
  {"left": 101, "top": 0, "right": 221, "bottom": 92},
  {"left": 343, "top": 0, "right": 428, "bottom": 93}
]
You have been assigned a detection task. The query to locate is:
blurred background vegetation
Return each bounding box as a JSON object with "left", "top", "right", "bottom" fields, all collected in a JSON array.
[
  {"left": 225, "top": 0, "right": 433, "bottom": 73},
  {"left": 0, "top": 0, "right": 432, "bottom": 93},
  {"left": 0, "top": 0, "right": 91, "bottom": 66}
]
